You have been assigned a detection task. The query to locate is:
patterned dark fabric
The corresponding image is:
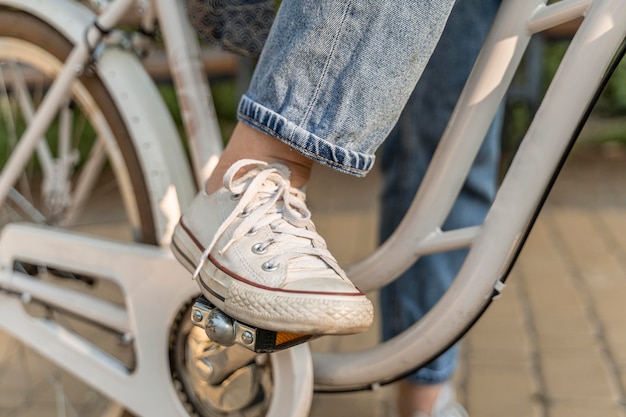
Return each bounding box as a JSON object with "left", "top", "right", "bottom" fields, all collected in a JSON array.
[{"left": 186, "top": 0, "right": 275, "bottom": 57}]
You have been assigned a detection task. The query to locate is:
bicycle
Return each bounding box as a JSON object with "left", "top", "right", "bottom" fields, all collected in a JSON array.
[{"left": 0, "top": 0, "right": 624, "bottom": 415}]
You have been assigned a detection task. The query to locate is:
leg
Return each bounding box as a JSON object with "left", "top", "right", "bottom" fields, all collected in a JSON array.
[
  {"left": 231, "top": 0, "right": 458, "bottom": 176},
  {"left": 205, "top": 123, "right": 313, "bottom": 193},
  {"left": 379, "top": 0, "right": 502, "bottom": 414},
  {"left": 174, "top": 0, "right": 459, "bottom": 335}
]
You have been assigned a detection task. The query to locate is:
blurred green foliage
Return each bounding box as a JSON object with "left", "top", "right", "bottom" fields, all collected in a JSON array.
[
  {"left": 544, "top": 41, "right": 626, "bottom": 116},
  {"left": 503, "top": 37, "right": 626, "bottom": 152}
]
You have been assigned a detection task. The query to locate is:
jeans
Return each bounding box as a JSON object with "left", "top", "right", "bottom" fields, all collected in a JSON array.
[
  {"left": 379, "top": 0, "right": 503, "bottom": 384},
  {"left": 237, "top": 0, "right": 457, "bottom": 177}
]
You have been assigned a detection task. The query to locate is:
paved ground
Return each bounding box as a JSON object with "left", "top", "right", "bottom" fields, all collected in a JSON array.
[{"left": 307, "top": 145, "right": 626, "bottom": 417}]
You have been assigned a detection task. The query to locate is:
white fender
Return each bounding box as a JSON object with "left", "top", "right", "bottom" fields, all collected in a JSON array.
[{"left": 0, "top": 0, "right": 196, "bottom": 245}]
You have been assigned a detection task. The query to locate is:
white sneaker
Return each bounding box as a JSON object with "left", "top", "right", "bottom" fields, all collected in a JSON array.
[
  {"left": 171, "top": 159, "right": 373, "bottom": 335},
  {"left": 412, "top": 384, "right": 468, "bottom": 417}
]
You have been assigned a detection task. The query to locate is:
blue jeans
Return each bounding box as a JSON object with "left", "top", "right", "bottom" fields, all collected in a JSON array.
[
  {"left": 237, "top": 0, "right": 457, "bottom": 176},
  {"left": 379, "top": 0, "right": 503, "bottom": 385}
]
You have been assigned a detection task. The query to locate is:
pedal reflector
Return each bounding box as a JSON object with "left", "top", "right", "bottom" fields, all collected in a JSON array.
[{"left": 254, "top": 329, "right": 312, "bottom": 353}]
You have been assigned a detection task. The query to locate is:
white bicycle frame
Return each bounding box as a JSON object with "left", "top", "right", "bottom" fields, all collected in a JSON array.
[
  {"left": 0, "top": 0, "right": 624, "bottom": 414},
  {"left": 316, "top": 0, "right": 626, "bottom": 388}
]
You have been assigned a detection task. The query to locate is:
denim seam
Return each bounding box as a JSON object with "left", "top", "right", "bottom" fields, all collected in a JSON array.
[
  {"left": 299, "top": 0, "right": 353, "bottom": 132},
  {"left": 237, "top": 109, "right": 371, "bottom": 176}
]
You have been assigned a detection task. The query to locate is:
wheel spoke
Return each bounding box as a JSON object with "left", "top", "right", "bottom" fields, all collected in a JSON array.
[
  {"left": 58, "top": 99, "right": 72, "bottom": 160},
  {"left": 59, "top": 138, "right": 106, "bottom": 226},
  {"left": 0, "top": 64, "right": 19, "bottom": 148},
  {"left": 49, "top": 367, "right": 69, "bottom": 417},
  {"left": 8, "top": 60, "right": 55, "bottom": 178},
  {"left": 0, "top": 66, "right": 36, "bottom": 204},
  {"left": 7, "top": 187, "right": 46, "bottom": 223}
]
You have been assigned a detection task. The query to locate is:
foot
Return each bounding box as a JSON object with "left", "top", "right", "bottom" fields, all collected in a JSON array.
[
  {"left": 172, "top": 159, "right": 373, "bottom": 335},
  {"left": 408, "top": 383, "right": 468, "bottom": 417}
]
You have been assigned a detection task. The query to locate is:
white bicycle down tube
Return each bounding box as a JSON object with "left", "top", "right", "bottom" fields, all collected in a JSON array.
[{"left": 153, "top": 0, "right": 224, "bottom": 186}]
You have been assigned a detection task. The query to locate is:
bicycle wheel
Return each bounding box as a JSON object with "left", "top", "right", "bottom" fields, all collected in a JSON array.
[
  {"left": 0, "top": 8, "right": 156, "bottom": 417},
  {"left": 0, "top": 7, "right": 313, "bottom": 417}
]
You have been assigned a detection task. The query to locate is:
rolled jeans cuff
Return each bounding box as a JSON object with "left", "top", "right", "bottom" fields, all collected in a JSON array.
[
  {"left": 238, "top": 94, "right": 375, "bottom": 177},
  {"left": 406, "top": 347, "right": 458, "bottom": 385}
]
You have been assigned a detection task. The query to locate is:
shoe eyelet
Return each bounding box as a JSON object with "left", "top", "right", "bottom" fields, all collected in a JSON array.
[
  {"left": 230, "top": 193, "right": 242, "bottom": 201},
  {"left": 252, "top": 242, "right": 267, "bottom": 254},
  {"left": 262, "top": 261, "right": 278, "bottom": 272},
  {"left": 238, "top": 208, "right": 251, "bottom": 218},
  {"left": 246, "top": 228, "right": 258, "bottom": 236}
]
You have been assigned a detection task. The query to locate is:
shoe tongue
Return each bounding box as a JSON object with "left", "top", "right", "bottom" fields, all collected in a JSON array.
[
  {"left": 289, "top": 259, "right": 338, "bottom": 285},
  {"left": 272, "top": 218, "right": 331, "bottom": 273},
  {"left": 229, "top": 161, "right": 334, "bottom": 276},
  {"left": 289, "top": 255, "right": 337, "bottom": 282},
  {"left": 290, "top": 253, "right": 330, "bottom": 272}
]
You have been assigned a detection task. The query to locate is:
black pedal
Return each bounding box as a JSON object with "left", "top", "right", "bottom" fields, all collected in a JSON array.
[{"left": 190, "top": 295, "right": 313, "bottom": 353}]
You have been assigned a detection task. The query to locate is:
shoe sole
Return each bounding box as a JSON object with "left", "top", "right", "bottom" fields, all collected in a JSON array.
[{"left": 171, "top": 221, "right": 373, "bottom": 335}]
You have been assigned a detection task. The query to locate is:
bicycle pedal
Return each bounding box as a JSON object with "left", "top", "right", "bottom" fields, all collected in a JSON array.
[{"left": 190, "top": 295, "right": 313, "bottom": 353}]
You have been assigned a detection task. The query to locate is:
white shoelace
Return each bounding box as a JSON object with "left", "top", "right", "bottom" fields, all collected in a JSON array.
[{"left": 192, "top": 159, "right": 346, "bottom": 282}]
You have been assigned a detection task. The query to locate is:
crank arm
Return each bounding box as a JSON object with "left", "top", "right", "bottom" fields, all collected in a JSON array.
[{"left": 190, "top": 296, "right": 314, "bottom": 353}]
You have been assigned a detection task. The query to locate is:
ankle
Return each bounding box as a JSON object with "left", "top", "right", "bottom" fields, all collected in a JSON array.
[
  {"left": 205, "top": 123, "right": 313, "bottom": 194},
  {"left": 397, "top": 381, "right": 444, "bottom": 417}
]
